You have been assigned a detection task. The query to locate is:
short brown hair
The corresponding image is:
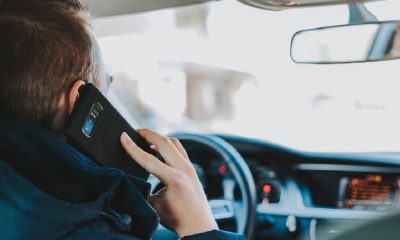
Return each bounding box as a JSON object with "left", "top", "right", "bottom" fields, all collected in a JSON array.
[{"left": 0, "top": 0, "right": 99, "bottom": 129}]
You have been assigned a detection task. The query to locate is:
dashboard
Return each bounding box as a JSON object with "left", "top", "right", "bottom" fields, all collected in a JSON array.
[
  {"left": 339, "top": 175, "right": 399, "bottom": 210},
  {"left": 296, "top": 164, "right": 400, "bottom": 211},
  {"left": 180, "top": 135, "right": 400, "bottom": 240}
]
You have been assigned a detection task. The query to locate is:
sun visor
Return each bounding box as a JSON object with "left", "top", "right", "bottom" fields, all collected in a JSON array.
[{"left": 81, "top": 0, "right": 214, "bottom": 17}]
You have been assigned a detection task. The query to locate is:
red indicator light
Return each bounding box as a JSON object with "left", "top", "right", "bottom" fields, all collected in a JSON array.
[
  {"left": 218, "top": 165, "right": 227, "bottom": 174},
  {"left": 262, "top": 184, "right": 272, "bottom": 193}
]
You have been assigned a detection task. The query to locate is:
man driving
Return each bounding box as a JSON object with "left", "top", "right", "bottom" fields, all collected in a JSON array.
[{"left": 0, "top": 0, "right": 244, "bottom": 239}]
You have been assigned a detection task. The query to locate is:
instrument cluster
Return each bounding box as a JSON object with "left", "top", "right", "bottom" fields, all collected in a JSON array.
[
  {"left": 194, "top": 158, "right": 282, "bottom": 204},
  {"left": 247, "top": 160, "right": 282, "bottom": 204}
]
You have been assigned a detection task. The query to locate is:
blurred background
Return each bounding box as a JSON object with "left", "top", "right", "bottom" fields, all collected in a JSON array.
[{"left": 93, "top": 0, "right": 400, "bottom": 152}]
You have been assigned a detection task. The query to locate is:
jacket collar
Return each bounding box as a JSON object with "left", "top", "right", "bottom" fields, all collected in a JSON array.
[{"left": 0, "top": 112, "right": 159, "bottom": 239}]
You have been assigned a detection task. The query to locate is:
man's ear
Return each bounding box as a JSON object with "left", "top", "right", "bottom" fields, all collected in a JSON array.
[{"left": 68, "top": 80, "right": 86, "bottom": 113}]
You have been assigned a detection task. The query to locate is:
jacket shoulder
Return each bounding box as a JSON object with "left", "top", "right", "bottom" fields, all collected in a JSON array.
[{"left": 63, "top": 220, "right": 141, "bottom": 240}]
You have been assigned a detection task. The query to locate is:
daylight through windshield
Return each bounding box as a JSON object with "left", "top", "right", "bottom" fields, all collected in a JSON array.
[{"left": 94, "top": 0, "right": 400, "bottom": 152}]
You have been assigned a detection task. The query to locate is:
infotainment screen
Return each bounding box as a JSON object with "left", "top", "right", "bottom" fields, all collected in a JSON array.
[{"left": 337, "top": 175, "right": 400, "bottom": 210}]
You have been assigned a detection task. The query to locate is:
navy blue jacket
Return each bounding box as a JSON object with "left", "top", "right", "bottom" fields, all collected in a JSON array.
[{"left": 0, "top": 112, "right": 244, "bottom": 240}]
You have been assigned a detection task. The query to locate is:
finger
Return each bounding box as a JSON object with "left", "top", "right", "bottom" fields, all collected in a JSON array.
[
  {"left": 148, "top": 194, "right": 173, "bottom": 230},
  {"left": 150, "top": 145, "right": 159, "bottom": 152},
  {"left": 170, "top": 138, "right": 189, "bottom": 161},
  {"left": 147, "top": 194, "right": 162, "bottom": 213},
  {"left": 137, "top": 129, "right": 186, "bottom": 168},
  {"left": 121, "top": 132, "right": 172, "bottom": 184},
  {"left": 148, "top": 192, "right": 166, "bottom": 212},
  {"left": 153, "top": 186, "right": 168, "bottom": 196}
]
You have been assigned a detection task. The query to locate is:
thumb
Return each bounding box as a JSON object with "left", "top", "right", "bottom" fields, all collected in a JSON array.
[
  {"left": 148, "top": 188, "right": 166, "bottom": 210},
  {"left": 148, "top": 194, "right": 159, "bottom": 209}
]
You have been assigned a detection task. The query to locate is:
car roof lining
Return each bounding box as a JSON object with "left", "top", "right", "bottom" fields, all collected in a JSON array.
[{"left": 80, "top": 0, "right": 214, "bottom": 18}]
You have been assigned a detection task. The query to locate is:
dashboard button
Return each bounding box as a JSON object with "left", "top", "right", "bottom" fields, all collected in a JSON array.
[{"left": 286, "top": 215, "right": 297, "bottom": 233}]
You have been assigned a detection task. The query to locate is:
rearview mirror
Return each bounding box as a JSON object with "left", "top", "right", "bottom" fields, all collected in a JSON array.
[{"left": 291, "top": 21, "right": 400, "bottom": 64}]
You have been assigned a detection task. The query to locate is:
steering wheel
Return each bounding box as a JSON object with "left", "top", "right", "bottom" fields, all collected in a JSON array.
[{"left": 150, "top": 133, "right": 257, "bottom": 240}]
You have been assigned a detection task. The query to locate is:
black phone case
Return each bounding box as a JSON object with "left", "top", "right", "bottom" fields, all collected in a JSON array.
[{"left": 64, "top": 84, "right": 154, "bottom": 180}]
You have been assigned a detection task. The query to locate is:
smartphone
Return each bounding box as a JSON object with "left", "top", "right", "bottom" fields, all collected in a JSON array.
[{"left": 64, "top": 83, "right": 155, "bottom": 180}]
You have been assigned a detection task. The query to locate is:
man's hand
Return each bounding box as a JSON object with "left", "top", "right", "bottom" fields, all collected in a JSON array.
[{"left": 121, "top": 129, "right": 218, "bottom": 238}]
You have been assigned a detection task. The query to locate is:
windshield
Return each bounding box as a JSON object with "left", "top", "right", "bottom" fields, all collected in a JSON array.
[{"left": 94, "top": 0, "right": 400, "bottom": 153}]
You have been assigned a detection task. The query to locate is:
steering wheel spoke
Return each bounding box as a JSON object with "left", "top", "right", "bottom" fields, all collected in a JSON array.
[{"left": 209, "top": 199, "right": 236, "bottom": 221}]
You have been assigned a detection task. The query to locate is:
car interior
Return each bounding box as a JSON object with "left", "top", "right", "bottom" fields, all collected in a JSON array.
[{"left": 80, "top": 0, "right": 400, "bottom": 239}]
